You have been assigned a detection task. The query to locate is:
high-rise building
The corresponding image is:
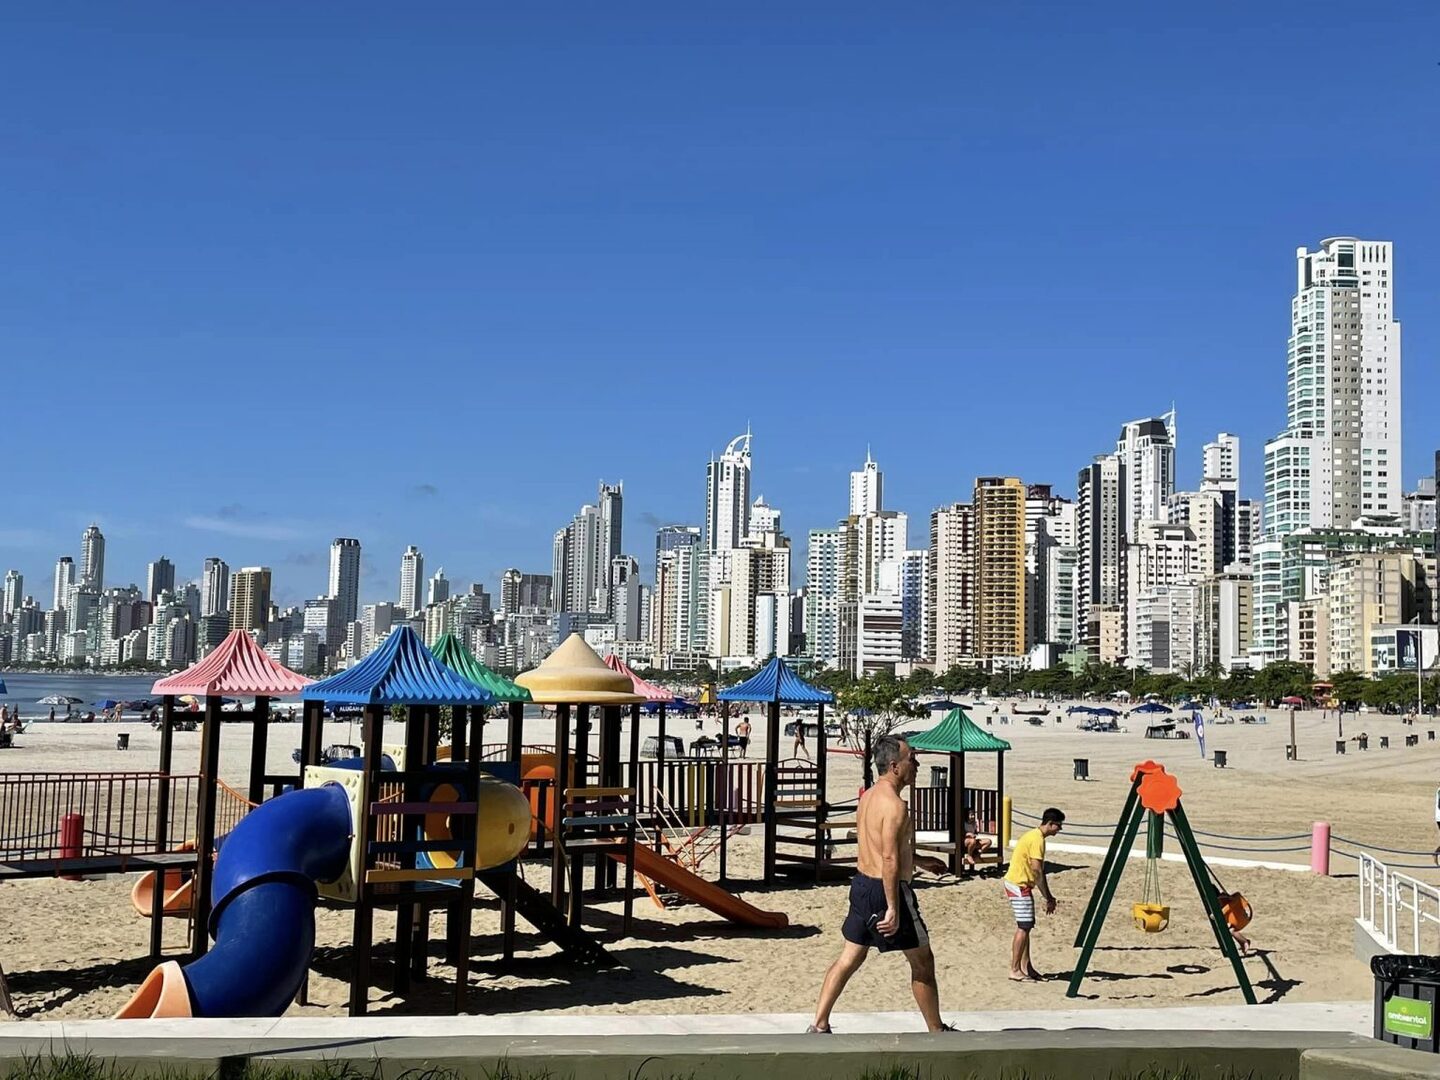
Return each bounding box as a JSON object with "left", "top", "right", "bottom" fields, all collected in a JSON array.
[
  {"left": 3, "top": 570, "right": 21, "bottom": 621},
  {"left": 900, "top": 549, "right": 928, "bottom": 661},
  {"left": 596, "top": 482, "right": 623, "bottom": 599},
  {"left": 706, "top": 429, "right": 753, "bottom": 556},
  {"left": 201, "top": 558, "right": 230, "bottom": 617},
  {"left": 749, "top": 496, "right": 781, "bottom": 537},
  {"left": 929, "top": 503, "right": 976, "bottom": 671},
  {"left": 804, "top": 530, "right": 844, "bottom": 667},
  {"left": 1263, "top": 238, "right": 1402, "bottom": 541},
  {"left": 500, "top": 569, "right": 553, "bottom": 614},
  {"left": 656, "top": 525, "right": 702, "bottom": 564},
  {"left": 81, "top": 524, "right": 105, "bottom": 592},
  {"left": 1116, "top": 414, "right": 1177, "bottom": 539},
  {"left": 609, "top": 556, "right": 642, "bottom": 641},
  {"left": 1076, "top": 455, "right": 1125, "bottom": 646},
  {"left": 1203, "top": 433, "right": 1240, "bottom": 484},
  {"left": 231, "top": 567, "right": 273, "bottom": 636},
  {"left": 974, "top": 477, "right": 1027, "bottom": 660},
  {"left": 328, "top": 538, "right": 361, "bottom": 626},
  {"left": 1126, "top": 521, "right": 1202, "bottom": 662},
  {"left": 399, "top": 545, "right": 424, "bottom": 614},
  {"left": 1402, "top": 480, "right": 1438, "bottom": 533},
  {"left": 849, "top": 450, "right": 883, "bottom": 517},
  {"left": 1024, "top": 485, "right": 1075, "bottom": 647},
  {"left": 552, "top": 482, "right": 624, "bottom": 616},
  {"left": 427, "top": 568, "right": 450, "bottom": 607},
  {"left": 146, "top": 557, "right": 175, "bottom": 605},
  {"left": 53, "top": 556, "right": 75, "bottom": 612}
]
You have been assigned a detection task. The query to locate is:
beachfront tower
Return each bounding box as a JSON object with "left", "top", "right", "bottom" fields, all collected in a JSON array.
[
  {"left": 146, "top": 557, "right": 175, "bottom": 604},
  {"left": 81, "top": 524, "right": 105, "bottom": 592},
  {"left": 52, "top": 556, "right": 75, "bottom": 612},
  {"left": 3, "top": 569, "right": 21, "bottom": 621},
  {"left": 399, "top": 545, "right": 424, "bottom": 615},
  {"left": 231, "top": 567, "right": 272, "bottom": 636},
  {"left": 201, "top": 558, "right": 230, "bottom": 616},
  {"left": 328, "top": 538, "right": 361, "bottom": 625},
  {"left": 706, "top": 429, "right": 753, "bottom": 557},
  {"left": 850, "top": 449, "right": 883, "bottom": 517}
]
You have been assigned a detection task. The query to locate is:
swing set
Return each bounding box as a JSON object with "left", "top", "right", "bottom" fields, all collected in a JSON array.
[{"left": 1067, "top": 760, "right": 1256, "bottom": 1004}]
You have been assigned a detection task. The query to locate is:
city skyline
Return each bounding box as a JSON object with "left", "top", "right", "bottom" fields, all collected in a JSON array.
[{"left": 3, "top": 8, "right": 1437, "bottom": 609}]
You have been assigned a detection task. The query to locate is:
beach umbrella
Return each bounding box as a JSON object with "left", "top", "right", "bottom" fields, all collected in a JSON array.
[
  {"left": 1130, "top": 701, "right": 1173, "bottom": 715},
  {"left": 93, "top": 699, "right": 123, "bottom": 710},
  {"left": 64, "top": 696, "right": 84, "bottom": 704},
  {"left": 1281, "top": 695, "right": 1306, "bottom": 706},
  {"left": 0, "top": 678, "right": 6, "bottom": 694},
  {"left": 37, "top": 694, "right": 70, "bottom": 705}
]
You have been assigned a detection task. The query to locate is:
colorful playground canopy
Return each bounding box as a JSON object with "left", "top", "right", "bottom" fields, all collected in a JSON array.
[
  {"left": 602, "top": 654, "right": 673, "bottom": 702},
  {"left": 303, "top": 625, "right": 494, "bottom": 706},
  {"left": 153, "top": 630, "right": 313, "bottom": 698},
  {"left": 513, "top": 633, "right": 644, "bottom": 705},
  {"left": 908, "top": 708, "right": 1012, "bottom": 754},
  {"left": 717, "top": 656, "right": 835, "bottom": 705},
  {"left": 429, "top": 632, "right": 531, "bottom": 703}
]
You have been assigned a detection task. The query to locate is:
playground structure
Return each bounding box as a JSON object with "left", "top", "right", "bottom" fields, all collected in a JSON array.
[
  {"left": 907, "top": 709, "right": 1011, "bottom": 873},
  {"left": 1066, "top": 760, "right": 1256, "bottom": 1004}
]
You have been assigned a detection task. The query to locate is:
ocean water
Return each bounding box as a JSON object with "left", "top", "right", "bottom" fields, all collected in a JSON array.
[{"left": 0, "top": 672, "right": 300, "bottom": 719}]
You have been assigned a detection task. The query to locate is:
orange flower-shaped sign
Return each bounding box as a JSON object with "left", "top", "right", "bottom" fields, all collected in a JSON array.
[
  {"left": 1138, "top": 769, "right": 1182, "bottom": 814},
  {"left": 1129, "top": 759, "right": 1167, "bottom": 784}
]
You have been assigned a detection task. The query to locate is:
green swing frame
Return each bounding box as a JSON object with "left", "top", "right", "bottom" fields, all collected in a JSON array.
[{"left": 1066, "top": 766, "right": 1256, "bottom": 1004}]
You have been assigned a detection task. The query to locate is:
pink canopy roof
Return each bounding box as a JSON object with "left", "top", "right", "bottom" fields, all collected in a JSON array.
[
  {"left": 603, "top": 655, "right": 673, "bottom": 702},
  {"left": 152, "top": 629, "right": 314, "bottom": 697}
]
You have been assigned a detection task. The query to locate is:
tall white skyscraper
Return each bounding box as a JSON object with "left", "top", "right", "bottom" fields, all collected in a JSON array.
[
  {"left": 849, "top": 450, "right": 883, "bottom": 517},
  {"left": 1116, "top": 413, "right": 1176, "bottom": 536},
  {"left": 201, "top": 558, "right": 230, "bottom": 616},
  {"left": 1263, "top": 237, "right": 1401, "bottom": 539},
  {"left": 929, "top": 503, "right": 976, "bottom": 671},
  {"left": 1203, "top": 433, "right": 1240, "bottom": 484},
  {"left": 427, "top": 567, "right": 450, "bottom": 607},
  {"left": 399, "top": 545, "right": 424, "bottom": 614},
  {"left": 804, "top": 529, "right": 844, "bottom": 667},
  {"left": 3, "top": 569, "right": 22, "bottom": 620},
  {"left": 53, "top": 556, "right": 75, "bottom": 612},
  {"left": 328, "top": 538, "right": 361, "bottom": 626},
  {"left": 81, "top": 524, "right": 105, "bottom": 592},
  {"left": 706, "top": 429, "right": 752, "bottom": 556}
]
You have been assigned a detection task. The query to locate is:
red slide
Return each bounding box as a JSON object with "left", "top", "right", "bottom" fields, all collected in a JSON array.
[{"left": 610, "top": 844, "right": 788, "bottom": 929}]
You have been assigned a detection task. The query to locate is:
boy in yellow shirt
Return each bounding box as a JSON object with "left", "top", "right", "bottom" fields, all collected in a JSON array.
[{"left": 1003, "top": 807, "right": 1064, "bottom": 981}]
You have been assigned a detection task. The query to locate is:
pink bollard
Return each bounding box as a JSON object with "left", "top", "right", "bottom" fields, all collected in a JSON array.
[{"left": 1310, "top": 821, "right": 1331, "bottom": 876}]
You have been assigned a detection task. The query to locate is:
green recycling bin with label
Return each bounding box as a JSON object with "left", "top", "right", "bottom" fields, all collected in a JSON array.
[{"left": 1373, "top": 954, "right": 1440, "bottom": 1051}]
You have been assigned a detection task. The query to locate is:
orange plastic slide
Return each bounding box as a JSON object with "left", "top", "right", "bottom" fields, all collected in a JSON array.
[
  {"left": 131, "top": 866, "right": 194, "bottom": 917},
  {"left": 610, "top": 843, "right": 787, "bottom": 929}
]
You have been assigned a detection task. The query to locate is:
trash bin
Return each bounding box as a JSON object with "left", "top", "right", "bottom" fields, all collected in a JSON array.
[
  {"left": 116, "top": 732, "right": 130, "bottom": 751},
  {"left": 1373, "top": 954, "right": 1440, "bottom": 1051},
  {"left": 1073, "top": 758, "right": 1089, "bottom": 781},
  {"left": 1212, "top": 749, "right": 1228, "bottom": 769}
]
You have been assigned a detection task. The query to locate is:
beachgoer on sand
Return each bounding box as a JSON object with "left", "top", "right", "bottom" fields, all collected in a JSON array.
[
  {"left": 736, "top": 717, "right": 751, "bottom": 758},
  {"left": 962, "top": 809, "right": 992, "bottom": 870},
  {"left": 792, "top": 724, "right": 811, "bottom": 761},
  {"left": 809, "top": 735, "right": 953, "bottom": 1033},
  {"left": 1003, "top": 807, "right": 1064, "bottom": 982}
]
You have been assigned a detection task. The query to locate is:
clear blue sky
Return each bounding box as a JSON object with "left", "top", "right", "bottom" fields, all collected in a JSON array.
[{"left": 2, "top": 3, "right": 1437, "bottom": 606}]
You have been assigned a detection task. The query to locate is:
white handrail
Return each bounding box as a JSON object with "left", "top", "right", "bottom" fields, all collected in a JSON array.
[{"left": 1358, "top": 852, "right": 1440, "bottom": 955}]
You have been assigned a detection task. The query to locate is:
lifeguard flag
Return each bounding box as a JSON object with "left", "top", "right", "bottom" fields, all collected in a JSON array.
[{"left": 1194, "top": 709, "right": 1206, "bottom": 760}]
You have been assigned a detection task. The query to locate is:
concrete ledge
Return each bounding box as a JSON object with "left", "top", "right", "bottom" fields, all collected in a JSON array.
[
  {"left": 1302, "top": 1042, "right": 1440, "bottom": 1079},
  {"left": 1356, "top": 916, "right": 1393, "bottom": 963},
  {"left": 0, "top": 1027, "right": 1382, "bottom": 1080}
]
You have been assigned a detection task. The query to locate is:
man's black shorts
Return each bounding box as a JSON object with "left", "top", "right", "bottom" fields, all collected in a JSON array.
[{"left": 841, "top": 874, "right": 929, "bottom": 952}]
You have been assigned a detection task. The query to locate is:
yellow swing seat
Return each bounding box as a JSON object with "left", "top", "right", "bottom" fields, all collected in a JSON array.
[{"left": 1132, "top": 901, "right": 1170, "bottom": 934}]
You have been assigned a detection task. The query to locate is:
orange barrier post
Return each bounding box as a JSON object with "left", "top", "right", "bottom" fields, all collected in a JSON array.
[{"left": 59, "top": 813, "right": 84, "bottom": 881}]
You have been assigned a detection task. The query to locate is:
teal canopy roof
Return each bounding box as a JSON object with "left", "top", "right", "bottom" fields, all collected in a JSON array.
[
  {"left": 907, "top": 708, "right": 1011, "bottom": 754},
  {"left": 303, "top": 626, "right": 494, "bottom": 706}
]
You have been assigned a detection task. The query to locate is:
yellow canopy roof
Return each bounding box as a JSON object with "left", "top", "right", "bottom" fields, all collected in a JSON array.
[{"left": 515, "top": 634, "right": 646, "bottom": 705}]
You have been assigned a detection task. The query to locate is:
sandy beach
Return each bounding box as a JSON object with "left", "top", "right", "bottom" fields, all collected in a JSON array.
[{"left": 2, "top": 702, "right": 1425, "bottom": 1021}]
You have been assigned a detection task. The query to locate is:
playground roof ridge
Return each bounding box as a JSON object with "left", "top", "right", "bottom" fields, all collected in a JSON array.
[
  {"left": 908, "top": 708, "right": 1011, "bottom": 754},
  {"left": 602, "top": 654, "right": 672, "bottom": 702},
  {"left": 152, "top": 630, "right": 313, "bottom": 697},
  {"left": 303, "top": 626, "right": 494, "bottom": 706},
  {"left": 430, "top": 632, "right": 531, "bottom": 703}
]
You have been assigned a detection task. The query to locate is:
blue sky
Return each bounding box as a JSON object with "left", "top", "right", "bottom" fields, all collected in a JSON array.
[{"left": 2, "top": 4, "right": 1437, "bottom": 606}]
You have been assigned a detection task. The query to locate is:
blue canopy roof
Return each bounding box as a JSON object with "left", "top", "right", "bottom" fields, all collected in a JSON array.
[
  {"left": 303, "top": 626, "right": 495, "bottom": 706},
  {"left": 717, "top": 657, "right": 835, "bottom": 705}
]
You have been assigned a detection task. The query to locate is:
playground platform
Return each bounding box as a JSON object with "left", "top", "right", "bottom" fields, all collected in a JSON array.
[{"left": 0, "top": 1002, "right": 1419, "bottom": 1080}]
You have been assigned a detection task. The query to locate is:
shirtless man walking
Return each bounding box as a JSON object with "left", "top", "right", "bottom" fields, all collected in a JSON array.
[{"left": 809, "top": 735, "right": 952, "bottom": 1033}]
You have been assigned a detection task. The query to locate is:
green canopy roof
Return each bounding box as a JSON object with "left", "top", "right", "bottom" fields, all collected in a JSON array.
[
  {"left": 908, "top": 708, "right": 1011, "bottom": 754},
  {"left": 430, "top": 633, "right": 531, "bottom": 703}
]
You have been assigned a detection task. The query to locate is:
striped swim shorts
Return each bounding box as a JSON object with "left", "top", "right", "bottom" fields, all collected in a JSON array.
[{"left": 1004, "top": 880, "right": 1036, "bottom": 928}]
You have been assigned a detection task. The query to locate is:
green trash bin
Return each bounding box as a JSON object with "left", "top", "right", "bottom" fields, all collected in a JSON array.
[{"left": 1373, "top": 954, "right": 1440, "bottom": 1051}]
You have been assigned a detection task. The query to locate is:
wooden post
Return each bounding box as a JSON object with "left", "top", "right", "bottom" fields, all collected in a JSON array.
[
  {"left": 551, "top": 703, "right": 571, "bottom": 910},
  {"left": 191, "top": 695, "right": 224, "bottom": 959},
  {"left": 248, "top": 696, "right": 270, "bottom": 805},
  {"left": 569, "top": 704, "right": 591, "bottom": 923},
  {"left": 764, "top": 698, "right": 780, "bottom": 882},
  {"left": 451, "top": 705, "right": 481, "bottom": 1013},
  {"left": 151, "top": 695, "right": 177, "bottom": 959},
  {"left": 350, "top": 704, "right": 384, "bottom": 1016},
  {"left": 815, "top": 702, "right": 828, "bottom": 881},
  {"left": 948, "top": 751, "right": 962, "bottom": 875},
  {"left": 995, "top": 750, "right": 1005, "bottom": 845},
  {"left": 452, "top": 704, "right": 468, "bottom": 761},
  {"left": 508, "top": 701, "right": 524, "bottom": 761},
  {"left": 655, "top": 703, "right": 667, "bottom": 854},
  {"left": 720, "top": 700, "right": 731, "bottom": 882}
]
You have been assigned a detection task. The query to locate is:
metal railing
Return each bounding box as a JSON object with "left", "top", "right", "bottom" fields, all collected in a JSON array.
[
  {"left": 0, "top": 771, "right": 202, "bottom": 860},
  {"left": 1359, "top": 852, "right": 1440, "bottom": 955}
]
